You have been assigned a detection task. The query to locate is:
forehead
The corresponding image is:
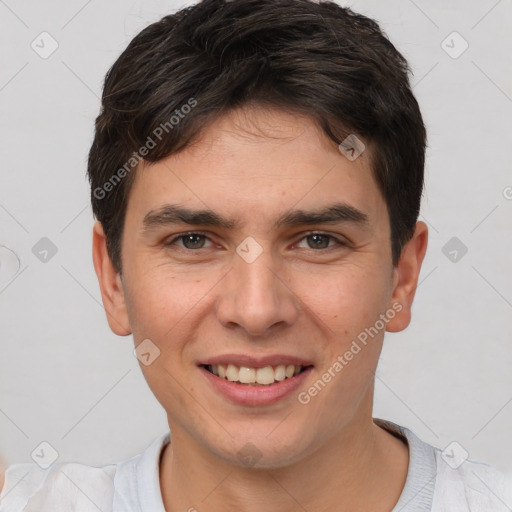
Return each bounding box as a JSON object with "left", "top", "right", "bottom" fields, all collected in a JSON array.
[{"left": 126, "top": 105, "right": 386, "bottom": 229}]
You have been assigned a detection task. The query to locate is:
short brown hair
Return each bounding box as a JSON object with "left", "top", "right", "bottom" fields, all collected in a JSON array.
[{"left": 88, "top": 0, "right": 426, "bottom": 272}]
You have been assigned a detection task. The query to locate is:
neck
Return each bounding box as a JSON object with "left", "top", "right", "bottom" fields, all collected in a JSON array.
[{"left": 159, "top": 414, "right": 409, "bottom": 512}]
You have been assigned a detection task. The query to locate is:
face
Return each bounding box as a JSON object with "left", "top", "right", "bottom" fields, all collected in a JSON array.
[{"left": 94, "top": 105, "right": 426, "bottom": 468}]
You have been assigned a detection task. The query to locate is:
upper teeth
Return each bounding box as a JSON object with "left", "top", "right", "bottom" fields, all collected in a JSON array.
[{"left": 208, "top": 364, "right": 303, "bottom": 385}]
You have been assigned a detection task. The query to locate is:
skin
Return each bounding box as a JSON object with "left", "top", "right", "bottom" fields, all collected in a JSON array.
[{"left": 93, "top": 105, "right": 428, "bottom": 511}]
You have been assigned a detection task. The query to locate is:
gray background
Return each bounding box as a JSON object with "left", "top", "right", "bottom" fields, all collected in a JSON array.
[{"left": 1, "top": 0, "right": 511, "bottom": 472}]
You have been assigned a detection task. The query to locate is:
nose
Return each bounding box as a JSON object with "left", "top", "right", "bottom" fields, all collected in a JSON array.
[{"left": 215, "top": 247, "right": 299, "bottom": 337}]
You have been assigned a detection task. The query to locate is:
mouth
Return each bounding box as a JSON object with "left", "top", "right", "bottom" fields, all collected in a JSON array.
[
  {"left": 200, "top": 363, "right": 313, "bottom": 386},
  {"left": 198, "top": 357, "right": 315, "bottom": 405}
]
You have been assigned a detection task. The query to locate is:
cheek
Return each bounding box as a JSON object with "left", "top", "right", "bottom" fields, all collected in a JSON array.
[
  {"left": 292, "top": 262, "right": 391, "bottom": 403},
  {"left": 293, "top": 264, "right": 392, "bottom": 339},
  {"left": 292, "top": 268, "right": 388, "bottom": 430},
  {"left": 124, "top": 263, "right": 218, "bottom": 344},
  {"left": 124, "top": 268, "right": 216, "bottom": 414}
]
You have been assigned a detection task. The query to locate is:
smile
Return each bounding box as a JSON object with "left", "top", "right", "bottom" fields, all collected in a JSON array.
[{"left": 203, "top": 364, "right": 310, "bottom": 386}]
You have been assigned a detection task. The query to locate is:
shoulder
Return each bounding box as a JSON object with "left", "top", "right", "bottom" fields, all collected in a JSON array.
[
  {"left": 0, "top": 433, "right": 170, "bottom": 512},
  {"left": 375, "top": 419, "right": 512, "bottom": 512},
  {"left": 432, "top": 450, "right": 512, "bottom": 512},
  {"left": 0, "top": 460, "right": 116, "bottom": 512}
]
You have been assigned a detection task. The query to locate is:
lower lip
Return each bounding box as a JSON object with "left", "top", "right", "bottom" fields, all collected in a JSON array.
[{"left": 199, "top": 366, "right": 313, "bottom": 406}]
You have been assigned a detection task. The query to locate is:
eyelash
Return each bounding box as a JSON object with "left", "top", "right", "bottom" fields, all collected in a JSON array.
[{"left": 164, "top": 231, "right": 348, "bottom": 251}]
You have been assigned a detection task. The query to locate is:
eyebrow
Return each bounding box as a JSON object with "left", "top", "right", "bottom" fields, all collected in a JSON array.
[{"left": 141, "top": 203, "right": 370, "bottom": 233}]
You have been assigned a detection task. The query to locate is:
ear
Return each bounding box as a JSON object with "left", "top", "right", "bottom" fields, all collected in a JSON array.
[
  {"left": 92, "top": 221, "right": 131, "bottom": 336},
  {"left": 386, "top": 221, "right": 428, "bottom": 332}
]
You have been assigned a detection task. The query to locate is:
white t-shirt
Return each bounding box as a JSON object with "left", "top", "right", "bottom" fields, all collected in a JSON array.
[{"left": 1, "top": 419, "right": 511, "bottom": 511}]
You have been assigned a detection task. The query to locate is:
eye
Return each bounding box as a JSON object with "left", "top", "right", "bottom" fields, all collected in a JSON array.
[
  {"left": 164, "top": 231, "right": 346, "bottom": 252},
  {"left": 165, "top": 232, "right": 213, "bottom": 250},
  {"left": 295, "top": 233, "right": 345, "bottom": 250}
]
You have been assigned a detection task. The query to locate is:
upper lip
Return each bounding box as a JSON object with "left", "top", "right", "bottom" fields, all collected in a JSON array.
[{"left": 199, "top": 354, "right": 314, "bottom": 368}]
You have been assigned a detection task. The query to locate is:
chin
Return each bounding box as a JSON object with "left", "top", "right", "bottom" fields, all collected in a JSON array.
[{"left": 208, "top": 427, "right": 314, "bottom": 470}]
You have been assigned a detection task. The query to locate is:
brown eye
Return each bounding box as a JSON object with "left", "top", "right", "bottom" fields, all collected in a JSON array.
[
  {"left": 296, "top": 233, "right": 343, "bottom": 250},
  {"left": 181, "top": 234, "right": 206, "bottom": 249},
  {"left": 305, "top": 234, "right": 332, "bottom": 249},
  {"left": 165, "top": 232, "right": 212, "bottom": 250}
]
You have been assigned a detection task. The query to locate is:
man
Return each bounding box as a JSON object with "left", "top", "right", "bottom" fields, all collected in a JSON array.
[{"left": 1, "top": 0, "right": 511, "bottom": 510}]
